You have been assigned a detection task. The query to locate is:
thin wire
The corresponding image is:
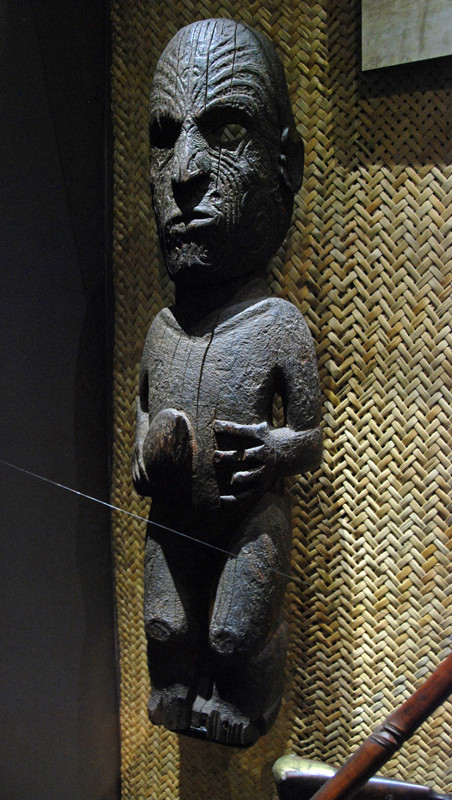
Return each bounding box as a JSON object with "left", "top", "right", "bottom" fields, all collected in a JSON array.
[{"left": 0, "top": 458, "right": 300, "bottom": 584}]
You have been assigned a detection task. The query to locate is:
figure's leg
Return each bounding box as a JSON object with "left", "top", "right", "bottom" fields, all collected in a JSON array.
[
  {"left": 144, "top": 512, "right": 209, "bottom": 732},
  {"left": 204, "top": 493, "right": 292, "bottom": 746}
]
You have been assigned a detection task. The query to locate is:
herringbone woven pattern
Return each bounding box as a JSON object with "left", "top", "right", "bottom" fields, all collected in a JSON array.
[{"left": 111, "top": 1, "right": 451, "bottom": 798}]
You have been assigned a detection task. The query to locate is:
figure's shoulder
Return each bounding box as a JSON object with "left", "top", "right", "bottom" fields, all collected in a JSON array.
[
  {"left": 144, "top": 306, "right": 178, "bottom": 336},
  {"left": 218, "top": 296, "right": 310, "bottom": 337},
  {"left": 251, "top": 297, "right": 316, "bottom": 356},
  {"left": 141, "top": 307, "right": 181, "bottom": 355},
  {"left": 261, "top": 296, "right": 303, "bottom": 318},
  {"left": 251, "top": 297, "right": 308, "bottom": 331}
]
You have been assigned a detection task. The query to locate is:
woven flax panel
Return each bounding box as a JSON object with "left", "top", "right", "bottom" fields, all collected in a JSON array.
[{"left": 111, "top": 1, "right": 451, "bottom": 798}]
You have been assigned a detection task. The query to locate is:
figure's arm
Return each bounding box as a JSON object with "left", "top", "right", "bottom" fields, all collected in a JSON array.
[
  {"left": 132, "top": 369, "right": 152, "bottom": 496},
  {"left": 214, "top": 417, "right": 322, "bottom": 481},
  {"left": 132, "top": 333, "right": 193, "bottom": 498},
  {"left": 214, "top": 308, "right": 322, "bottom": 501},
  {"left": 275, "top": 335, "right": 323, "bottom": 474},
  {"left": 214, "top": 417, "right": 321, "bottom": 502}
]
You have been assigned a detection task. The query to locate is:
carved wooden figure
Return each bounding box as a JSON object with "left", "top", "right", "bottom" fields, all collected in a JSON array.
[{"left": 132, "top": 18, "right": 322, "bottom": 747}]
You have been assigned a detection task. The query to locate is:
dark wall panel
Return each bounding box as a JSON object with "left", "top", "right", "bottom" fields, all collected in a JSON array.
[{"left": 0, "top": 2, "right": 119, "bottom": 798}]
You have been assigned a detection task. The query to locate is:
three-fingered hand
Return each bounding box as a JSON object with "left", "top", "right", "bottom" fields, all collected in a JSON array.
[{"left": 213, "top": 419, "right": 277, "bottom": 503}]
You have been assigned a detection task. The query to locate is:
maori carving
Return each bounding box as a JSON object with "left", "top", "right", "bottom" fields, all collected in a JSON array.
[{"left": 132, "top": 18, "right": 322, "bottom": 747}]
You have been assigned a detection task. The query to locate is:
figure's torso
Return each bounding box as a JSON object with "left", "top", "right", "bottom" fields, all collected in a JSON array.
[{"left": 142, "top": 297, "right": 314, "bottom": 508}]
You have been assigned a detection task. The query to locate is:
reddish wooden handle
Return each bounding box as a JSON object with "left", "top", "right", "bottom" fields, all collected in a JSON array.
[{"left": 309, "top": 652, "right": 452, "bottom": 800}]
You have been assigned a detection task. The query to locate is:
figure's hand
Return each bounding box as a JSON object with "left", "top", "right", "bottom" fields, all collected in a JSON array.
[
  {"left": 132, "top": 400, "right": 152, "bottom": 496},
  {"left": 213, "top": 419, "right": 277, "bottom": 504},
  {"left": 143, "top": 408, "right": 192, "bottom": 476},
  {"left": 132, "top": 442, "right": 151, "bottom": 496},
  {"left": 132, "top": 408, "right": 193, "bottom": 498},
  {"left": 213, "top": 418, "right": 323, "bottom": 504}
]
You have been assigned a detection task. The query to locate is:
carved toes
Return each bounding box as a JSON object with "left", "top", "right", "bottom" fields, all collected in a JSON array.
[{"left": 148, "top": 687, "right": 191, "bottom": 732}]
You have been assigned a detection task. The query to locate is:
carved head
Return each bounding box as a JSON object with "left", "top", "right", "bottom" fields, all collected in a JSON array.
[{"left": 149, "top": 19, "right": 303, "bottom": 288}]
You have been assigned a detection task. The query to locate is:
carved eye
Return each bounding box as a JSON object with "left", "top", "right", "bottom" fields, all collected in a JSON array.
[
  {"left": 149, "top": 116, "right": 180, "bottom": 149},
  {"left": 211, "top": 122, "right": 248, "bottom": 147},
  {"left": 200, "top": 108, "right": 250, "bottom": 149}
]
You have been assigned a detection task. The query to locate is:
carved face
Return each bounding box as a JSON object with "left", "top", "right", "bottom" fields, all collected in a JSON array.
[{"left": 149, "top": 20, "right": 294, "bottom": 287}]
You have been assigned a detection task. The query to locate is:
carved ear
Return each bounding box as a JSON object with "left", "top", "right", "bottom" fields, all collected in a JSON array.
[{"left": 279, "top": 126, "right": 304, "bottom": 193}]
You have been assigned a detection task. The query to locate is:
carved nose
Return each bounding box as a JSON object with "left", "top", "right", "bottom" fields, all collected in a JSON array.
[
  {"left": 172, "top": 149, "right": 211, "bottom": 183},
  {"left": 172, "top": 171, "right": 210, "bottom": 215},
  {"left": 171, "top": 134, "right": 211, "bottom": 213}
]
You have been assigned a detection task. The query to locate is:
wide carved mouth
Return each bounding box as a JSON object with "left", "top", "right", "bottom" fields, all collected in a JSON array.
[{"left": 166, "top": 208, "right": 221, "bottom": 237}]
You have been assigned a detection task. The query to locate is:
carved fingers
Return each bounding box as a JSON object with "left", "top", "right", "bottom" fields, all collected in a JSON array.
[
  {"left": 213, "top": 445, "right": 266, "bottom": 464},
  {"left": 214, "top": 419, "right": 275, "bottom": 502},
  {"left": 214, "top": 420, "right": 273, "bottom": 464},
  {"left": 132, "top": 445, "right": 152, "bottom": 496},
  {"left": 214, "top": 418, "right": 323, "bottom": 488},
  {"left": 230, "top": 466, "right": 267, "bottom": 486},
  {"left": 214, "top": 420, "right": 269, "bottom": 439}
]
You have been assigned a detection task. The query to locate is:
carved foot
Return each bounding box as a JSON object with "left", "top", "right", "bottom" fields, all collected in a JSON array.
[
  {"left": 190, "top": 696, "right": 257, "bottom": 746},
  {"left": 189, "top": 690, "right": 282, "bottom": 747},
  {"left": 147, "top": 687, "right": 192, "bottom": 732},
  {"left": 206, "top": 709, "right": 261, "bottom": 747}
]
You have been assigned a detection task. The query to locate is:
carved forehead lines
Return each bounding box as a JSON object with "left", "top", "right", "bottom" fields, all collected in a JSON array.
[{"left": 149, "top": 19, "right": 280, "bottom": 127}]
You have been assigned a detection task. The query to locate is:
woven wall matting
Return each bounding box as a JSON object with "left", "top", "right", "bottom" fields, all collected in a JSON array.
[{"left": 111, "top": 1, "right": 451, "bottom": 798}]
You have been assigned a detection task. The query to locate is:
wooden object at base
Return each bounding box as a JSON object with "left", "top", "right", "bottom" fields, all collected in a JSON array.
[
  {"left": 279, "top": 653, "right": 452, "bottom": 800},
  {"left": 273, "top": 757, "right": 449, "bottom": 800}
]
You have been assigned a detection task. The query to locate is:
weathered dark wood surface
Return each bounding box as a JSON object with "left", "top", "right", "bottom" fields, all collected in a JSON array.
[{"left": 132, "top": 18, "right": 321, "bottom": 746}]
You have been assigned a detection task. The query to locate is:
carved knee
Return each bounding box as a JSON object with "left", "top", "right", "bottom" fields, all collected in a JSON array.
[
  {"left": 209, "top": 625, "right": 252, "bottom": 659},
  {"left": 145, "top": 614, "right": 187, "bottom": 646}
]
